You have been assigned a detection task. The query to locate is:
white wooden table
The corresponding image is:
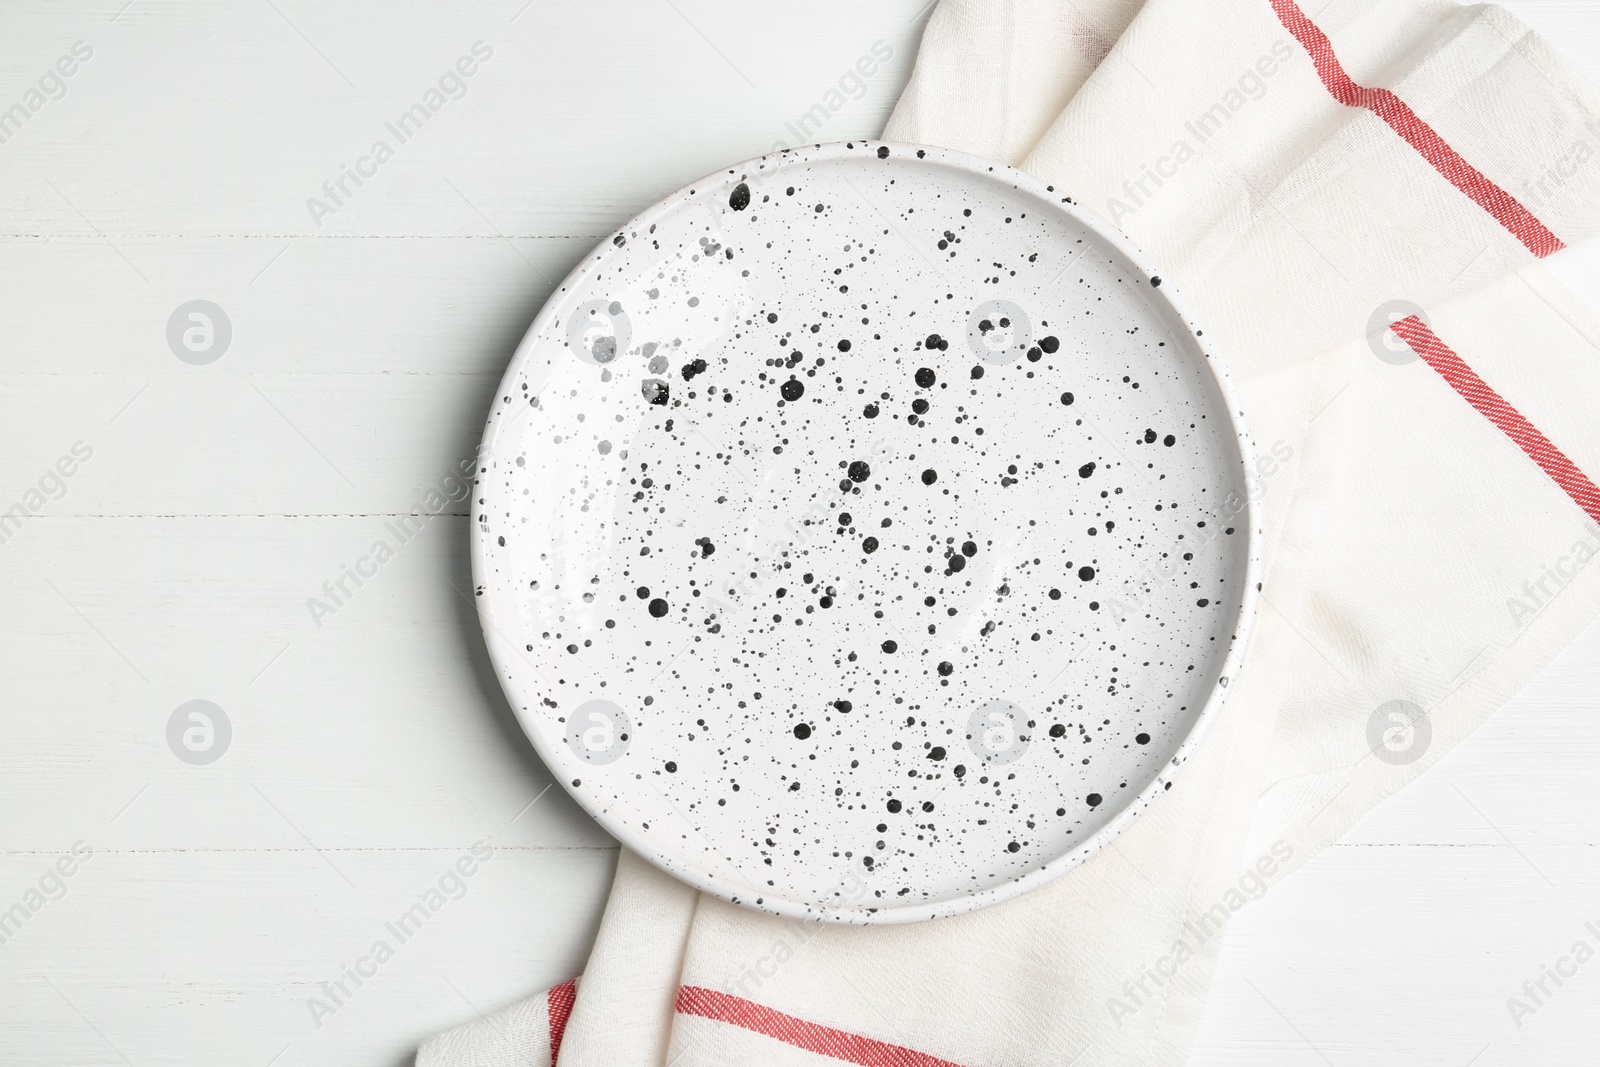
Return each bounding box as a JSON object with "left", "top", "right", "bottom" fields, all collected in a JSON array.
[{"left": 2, "top": 2, "right": 1597, "bottom": 1063}]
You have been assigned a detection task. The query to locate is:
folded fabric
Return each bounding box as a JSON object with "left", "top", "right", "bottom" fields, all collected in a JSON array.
[{"left": 420, "top": 0, "right": 1600, "bottom": 1063}]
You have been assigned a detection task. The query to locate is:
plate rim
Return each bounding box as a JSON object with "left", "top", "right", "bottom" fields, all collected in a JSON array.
[{"left": 471, "top": 138, "right": 1263, "bottom": 924}]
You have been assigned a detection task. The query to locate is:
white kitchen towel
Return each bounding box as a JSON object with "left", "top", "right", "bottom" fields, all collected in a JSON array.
[{"left": 420, "top": 0, "right": 1600, "bottom": 1063}]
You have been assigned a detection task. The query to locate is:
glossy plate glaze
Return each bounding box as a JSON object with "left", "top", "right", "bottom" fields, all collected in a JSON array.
[{"left": 472, "top": 141, "right": 1260, "bottom": 923}]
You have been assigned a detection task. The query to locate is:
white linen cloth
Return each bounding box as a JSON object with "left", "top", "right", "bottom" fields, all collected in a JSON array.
[{"left": 421, "top": 0, "right": 1600, "bottom": 1062}]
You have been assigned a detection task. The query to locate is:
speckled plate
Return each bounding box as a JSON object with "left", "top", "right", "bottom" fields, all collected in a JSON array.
[{"left": 472, "top": 141, "right": 1260, "bottom": 923}]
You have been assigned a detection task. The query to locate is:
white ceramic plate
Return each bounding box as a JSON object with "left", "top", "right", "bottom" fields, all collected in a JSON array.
[{"left": 472, "top": 142, "right": 1260, "bottom": 923}]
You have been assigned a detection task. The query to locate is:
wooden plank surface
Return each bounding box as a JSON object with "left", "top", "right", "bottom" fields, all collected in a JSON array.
[{"left": 1, "top": 1, "right": 1597, "bottom": 1065}]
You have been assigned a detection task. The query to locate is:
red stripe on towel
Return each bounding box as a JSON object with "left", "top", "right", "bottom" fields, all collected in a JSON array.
[
  {"left": 676, "top": 985, "right": 970, "bottom": 1067},
  {"left": 548, "top": 978, "right": 577, "bottom": 1065},
  {"left": 1390, "top": 316, "right": 1600, "bottom": 523},
  {"left": 1269, "top": 0, "right": 1564, "bottom": 257}
]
